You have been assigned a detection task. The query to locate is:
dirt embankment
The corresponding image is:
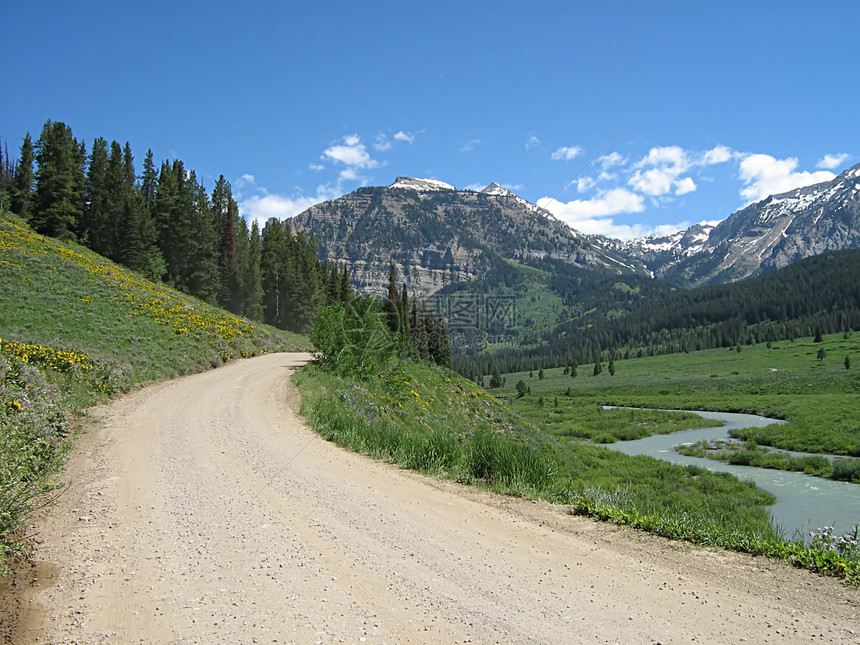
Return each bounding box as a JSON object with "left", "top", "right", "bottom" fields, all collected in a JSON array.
[{"left": 2, "top": 353, "right": 857, "bottom": 644}]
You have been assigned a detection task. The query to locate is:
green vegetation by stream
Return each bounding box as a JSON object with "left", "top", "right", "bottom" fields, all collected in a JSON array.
[
  {"left": 299, "top": 302, "right": 860, "bottom": 585},
  {"left": 677, "top": 440, "right": 860, "bottom": 483},
  {"left": 493, "top": 334, "right": 860, "bottom": 460}
]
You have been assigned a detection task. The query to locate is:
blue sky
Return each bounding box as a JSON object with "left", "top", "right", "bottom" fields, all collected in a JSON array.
[{"left": 4, "top": 1, "right": 858, "bottom": 239}]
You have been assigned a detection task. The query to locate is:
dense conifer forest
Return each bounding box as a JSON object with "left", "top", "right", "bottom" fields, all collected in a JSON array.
[
  {"left": 454, "top": 250, "right": 860, "bottom": 379},
  {"left": 0, "top": 121, "right": 453, "bottom": 366},
  {"left": 0, "top": 122, "right": 351, "bottom": 334}
]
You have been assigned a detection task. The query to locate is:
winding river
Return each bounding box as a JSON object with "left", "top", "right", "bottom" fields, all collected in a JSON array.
[{"left": 602, "top": 409, "right": 860, "bottom": 539}]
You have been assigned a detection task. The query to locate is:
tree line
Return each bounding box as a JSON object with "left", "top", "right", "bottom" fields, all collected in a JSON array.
[
  {"left": 2, "top": 121, "right": 348, "bottom": 333},
  {"left": 455, "top": 249, "right": 860, "bottom": 378}
]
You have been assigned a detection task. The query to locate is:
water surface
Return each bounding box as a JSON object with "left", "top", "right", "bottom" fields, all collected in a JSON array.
[{"left": 603, "top": 408, "right": 860, "bottom": 539}]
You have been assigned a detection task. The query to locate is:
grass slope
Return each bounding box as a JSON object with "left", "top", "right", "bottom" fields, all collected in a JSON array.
[
  {"left": 296, "top": 348, "right": 860, "bottom": 584},
  {"left": 0, "top": 211, "right": 309, "bottom": 569}
]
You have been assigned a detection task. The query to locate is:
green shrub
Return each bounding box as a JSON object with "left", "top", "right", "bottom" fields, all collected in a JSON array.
[{"left": 832, "top": 458, "right": 860, "bottom": 482}]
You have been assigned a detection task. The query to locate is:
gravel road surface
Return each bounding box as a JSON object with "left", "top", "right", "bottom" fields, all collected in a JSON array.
[{"left": 6, "top": 353, "right": 858, "bottom": 644}]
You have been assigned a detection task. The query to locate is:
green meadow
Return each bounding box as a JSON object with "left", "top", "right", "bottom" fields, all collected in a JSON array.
[{"left": 492, "top": 334, "right": 860, "bottom": 459}]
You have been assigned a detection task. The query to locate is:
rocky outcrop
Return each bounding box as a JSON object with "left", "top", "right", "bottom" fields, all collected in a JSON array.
[{"left": 286, "top": 178, "right": 641, "bottom": 296}]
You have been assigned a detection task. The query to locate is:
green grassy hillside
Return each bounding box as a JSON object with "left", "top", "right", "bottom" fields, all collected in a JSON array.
[
  {"left": 0, "top": 211, "right": 309, "bottom": 569},
  {"left": 295, "top": 343, "right": 860, "bottom": 585}
]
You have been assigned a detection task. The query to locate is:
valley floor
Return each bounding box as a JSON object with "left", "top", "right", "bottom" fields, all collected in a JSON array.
[{"left": 2, "top": 353, "right": 857, "bottom": 644}]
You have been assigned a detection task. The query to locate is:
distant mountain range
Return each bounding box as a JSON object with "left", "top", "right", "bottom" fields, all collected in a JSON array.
[{"left": 283, "top": 164, "right": 860, "bottom": 294}]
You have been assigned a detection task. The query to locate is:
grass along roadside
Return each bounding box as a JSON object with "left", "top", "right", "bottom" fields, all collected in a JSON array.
[
  {"left": 0, "top": 211, "right": 309, "bottom": 572},
  {"left": 293, "top": 357, "right": 860, "bottom": 585}
]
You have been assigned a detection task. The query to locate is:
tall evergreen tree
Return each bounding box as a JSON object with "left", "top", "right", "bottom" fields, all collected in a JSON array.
[
  {"left": 32, "top": 120, "right": 85, "bottom": 240},
  {"left": 213, "top": 175, "right": 241, "bottom": 312},
  {"left": 11, "top": 133, "right": 35, "bottom": 219},
  {"left": 261, "top": 221, "right": 288, "bottom": 327},
  {"left": 239, "top": 219, "right": 264, "bottom": 320},
  {"left": 140, "top": 149, "right": 158, "bottom": 218},
  {"left": 0, "top": 137, "right": 13, "bottom": 211},
  {"left": 384, "top": 263, "right": 401, "bottom": 335},
  {"left": 184, "top": 170, "right": 219, "bottom": 301},
  {"left": 81, "top": 137, "right": 110, "bottom": 253}
]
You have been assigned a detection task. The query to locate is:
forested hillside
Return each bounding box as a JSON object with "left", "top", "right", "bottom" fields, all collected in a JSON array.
[
  {"left": 0, "top": 122, "right": 344, "bottom": 334},
  {"left": 455, "top": 249, "right": 860, "bottom": 377}
]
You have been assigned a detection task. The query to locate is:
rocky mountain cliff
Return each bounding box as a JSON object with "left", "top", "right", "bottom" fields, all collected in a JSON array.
[
  {"left": 592, "top": 223, "right": 714, "bottom": 277},
  {"left": 660, "top": 163, "right": 860, "bottom": 285},
  {"left": 281, "top": 164, "right": 860, "bottom": 295},
  {"left": 287, "top": 178, "right": 642, "bottom": 296}
]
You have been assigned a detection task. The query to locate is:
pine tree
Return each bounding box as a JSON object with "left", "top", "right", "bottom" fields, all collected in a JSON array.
[
  {"left": 140, "top": 149, "right": 158, "bottom": 218},
  {"left": 99, "top": 140, "right": 127, "bottom": 260},
  {"left": 11, "top": 133, "right": 35, "bottom": 219},
  {"left": 81, "top": 137, "right": 109, "bottom": 253},
  {"left": 32, "top": 120, "right": 85, "bottom": 240},
  {"left": 239, "top": 219, "right": 264, "bottom": 320},
  {"left": 0, "top": 137, "right": 14, "bottom": 211},
  {"left": 340, "top": 263, "right": 352, "bottom": 302},
  {"left": 213, "top": 175, "right": 241, "bottom": 312},
  {"left": 185, "top": 171, "right": 219, "bottom": 301},
  {"left": 261, "top": 221, "right": 287, "bottom": 327}
]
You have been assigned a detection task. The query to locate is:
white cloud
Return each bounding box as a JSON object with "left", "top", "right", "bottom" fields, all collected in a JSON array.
[
  {"left": 576, "top": 177, "right": 596, "bottom": 193},
  {"left": 598, "top": 152, "right": 627, "bottom": 169},
  {"left": 323, "top": 134, "right": 378, "bottom": 168},
  {"left": 338, "top": 167, "right": 360, "bottom": 182},
  {"left": 674, "top": 177, "right": 697, "bottom": 195},
  {"left": 702, "top": 145, "right": 733, "bottom": 165},
  {"left": 628, "top": 146, "right": 691, "bottom": 196},
  {"left": 738, "top": 154, "right": 834, "bottom": 202},
  {"left": 373, "top": 134, "right": 392, "bottom": 151},
  {"left": 239, "top": 193, "right": 322, "bottom": 228},
  {"left": 460, "top": 139, "right": 481, "bottom": 152},
  {"left": 394, "top": 130, "right": 415, "bottom": 144},
  {"left": 537, "top": 189, "right": 687, "bottom": 240},
  {"left": 538, "top": 188, "right": 645, "bottom": 221},
  {"left": 525, "top": 136, "right": 541, "bottom": 150},
  {"left": 627, "top": 145, "right": 734, "bottom": 198},
  {"left": 817, "top": 153, "right": 850, "bottom": 170},
  {"left": 236, "top": 173, "right": 255, "bottom": 187},
  {"left": 308, "top": 163, "right": 325, "bottom": 172},
  {"left": 551, "top": 145, "right": 583, "bottom": 161}
]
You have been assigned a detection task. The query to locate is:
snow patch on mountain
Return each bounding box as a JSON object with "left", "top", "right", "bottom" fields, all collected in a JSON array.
[
  {"left": 390, "top": 177, "right": 457, "bottom": 192},
  {"left": 481, "top": 182, "right": 546, "bottom": 216}
]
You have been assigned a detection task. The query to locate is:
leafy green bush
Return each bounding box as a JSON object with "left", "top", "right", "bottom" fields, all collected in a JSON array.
[
  {"left": 311, "top": 300, "right": 395, "bottom": 377},
  {"left": 832, "top": 458, "right": 860, "bottom": 482}
]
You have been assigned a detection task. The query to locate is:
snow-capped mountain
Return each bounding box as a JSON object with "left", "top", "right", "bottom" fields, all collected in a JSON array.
[
  {"left": 593, "top": 223, "right": 715, "bottom": 277},
  {"left": 389, "top": 177, "right": 457, "bottom": 192},
  {"left": 480, "top": 182, "right": 548, "bottom": 217},
  {"left": 663, "top": 163, "right": 860, "bottom": 285},
  {"left": 280, "top": 163, "right": 860, "bottom": 295}
]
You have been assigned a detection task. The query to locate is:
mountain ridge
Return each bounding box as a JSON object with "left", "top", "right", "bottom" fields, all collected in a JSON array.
[
  {"left": 283, "top": 164, "right": 860, "bottom": 294},
  {"left": 287, "top": 178, "right": 641, "bottom": 296}
]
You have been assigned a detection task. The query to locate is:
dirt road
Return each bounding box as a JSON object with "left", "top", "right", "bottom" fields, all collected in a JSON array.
[{"left": 7, "top": 353, "right": 858, "bottom": 644}]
